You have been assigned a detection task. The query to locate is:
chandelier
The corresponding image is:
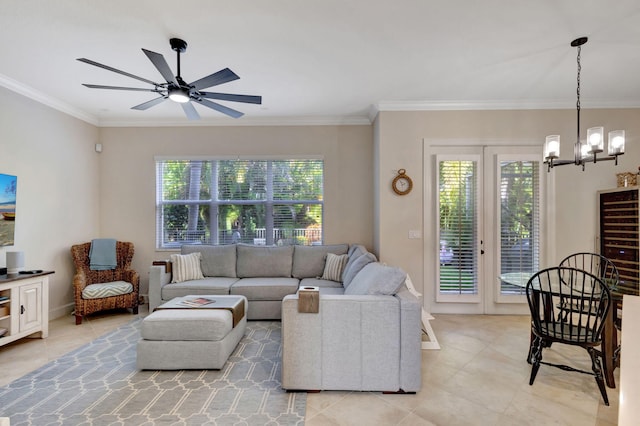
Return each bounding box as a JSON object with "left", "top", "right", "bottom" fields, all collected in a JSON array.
[{"left": 543, "top": 37, "right": 625, "bottom": 172}]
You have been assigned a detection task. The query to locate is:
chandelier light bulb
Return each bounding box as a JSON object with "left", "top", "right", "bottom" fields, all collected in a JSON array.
[
  {"left": 544, "top": 135, "right": 560, "bottom": 159},
  {"left": 611, "top": 137, "right": 624, "bottom": 148},
  {"left": 586, "top": 127, "right": 604, "bottom": 153},
  {"left": 608, "top": 130, "right": 626, "bottom": 156}
]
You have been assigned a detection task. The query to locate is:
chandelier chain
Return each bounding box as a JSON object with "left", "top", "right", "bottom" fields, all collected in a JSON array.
[
  {"left": 576, "top": 45, "right": 581, "bottom": 112},
  {"left": 575, "top": 44, "right": 582, "bottom": 149}
]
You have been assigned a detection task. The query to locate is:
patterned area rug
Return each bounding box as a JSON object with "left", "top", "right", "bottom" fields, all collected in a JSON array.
[{"left": 0, "top": 320, "right": 306, "bottom": 425}]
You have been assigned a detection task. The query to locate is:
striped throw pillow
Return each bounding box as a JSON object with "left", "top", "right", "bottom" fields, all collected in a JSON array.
[
  {"left": 170, "top": 252, "right": 204, "bottom": 283},
  {"left": 321, "top": 253, "right": 349, "bottom": 282}
]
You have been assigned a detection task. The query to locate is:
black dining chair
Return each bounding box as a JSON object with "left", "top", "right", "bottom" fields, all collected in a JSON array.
[
  {"left": 559, "top": 252, "right": 622, "bottom": 368},
  {"left": 526, "top": 266, "right": 611, "bottom": 405},
  {"left": 557, "top": 252, "right": 618, "bottom": 317},
  {"left": 559, "top": 252, "right": 619, "bottom": 287}
]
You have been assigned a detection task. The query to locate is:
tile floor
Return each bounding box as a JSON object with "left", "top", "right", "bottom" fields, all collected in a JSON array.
[{"left": 0, "top": 307, "right": 620, "bottom": 425}]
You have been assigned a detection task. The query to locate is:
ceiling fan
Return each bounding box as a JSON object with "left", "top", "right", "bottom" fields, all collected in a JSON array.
[{"left": 77, "top": 38, "right": 261, "bottom": 120}]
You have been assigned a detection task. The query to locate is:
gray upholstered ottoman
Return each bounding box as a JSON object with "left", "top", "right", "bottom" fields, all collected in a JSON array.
[{"left": 136, "top": 296, "right": 247, "bottom": 370}]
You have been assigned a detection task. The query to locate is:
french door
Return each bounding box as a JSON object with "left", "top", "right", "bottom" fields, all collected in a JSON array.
[{"left": 428, "top": 145, "right": 546, "bottom": 314}]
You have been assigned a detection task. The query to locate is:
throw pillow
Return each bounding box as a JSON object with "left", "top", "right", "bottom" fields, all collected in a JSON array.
[
  {"left": 170, "top": 252, "right": 204, "bottom": 283},
  {"left": 342, "top": 252, "right": 377, "bottom": 288},
  {"left": 182, "top": 244, "right": 237, "bottom": 278},
  {"left": 344, "top": 262, "right": 407, "bottom": 296},
  {"left": 320, "top": 253, "right": 349, "bottom": 282},
  {"left": 291, "top": 244, "right": 349, "bottom": 278}
]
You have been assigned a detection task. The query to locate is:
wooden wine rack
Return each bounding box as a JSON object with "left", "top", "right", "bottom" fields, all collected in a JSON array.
[{"left": 599, "top": 187, "right": 640, "bottom": 296}]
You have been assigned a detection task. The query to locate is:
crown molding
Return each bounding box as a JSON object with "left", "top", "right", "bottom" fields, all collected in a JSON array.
[
  {"left": 97, "top": 115, "right": 372, "bottom": 127},
  {"left": 0, "top": 73, "right": 99, "bottom": 126},
  {"left": 372, "top": 99, "right": 640, "bottom": 119},
  {"left": 4, "top": 71, "right": 638, "bottom": 129}
]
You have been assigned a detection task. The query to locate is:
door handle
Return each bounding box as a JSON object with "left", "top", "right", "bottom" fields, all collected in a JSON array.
[{"left": 20, "top": 305, "right": 25, "bottom": 314}]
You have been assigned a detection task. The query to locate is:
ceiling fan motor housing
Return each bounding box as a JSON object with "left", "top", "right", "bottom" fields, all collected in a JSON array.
[{"left": 170, "top": 38, "right": 187, "bottom": 53}]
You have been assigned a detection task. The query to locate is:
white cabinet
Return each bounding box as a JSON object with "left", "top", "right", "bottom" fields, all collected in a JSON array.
[{"left": 0, "top": 271, "right": 51, "bottom": 347}]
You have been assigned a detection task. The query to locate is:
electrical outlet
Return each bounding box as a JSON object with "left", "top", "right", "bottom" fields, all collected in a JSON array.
[{"left": 408, "top": 230, "right": 422, "bottom": 239}]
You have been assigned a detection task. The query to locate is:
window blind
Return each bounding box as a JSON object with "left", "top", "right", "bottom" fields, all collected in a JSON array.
[
  {"left": 499, "top": 160, "right": 540, "bottom": 295},
  {"left": 156, "top": 159, "right": 323, "bottom": 248},
  {"left": 438, "top": 160, "right": 479, "bottom": 295}
]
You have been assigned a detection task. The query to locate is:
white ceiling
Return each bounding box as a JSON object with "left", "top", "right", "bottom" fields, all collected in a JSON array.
[{"left": 1, "top": 0, "right": 639, "bottom": 127}]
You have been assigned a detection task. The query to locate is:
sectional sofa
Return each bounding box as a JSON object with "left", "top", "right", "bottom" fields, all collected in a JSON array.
[{"left": 148, "top": 243, "right": 423, "bottom": 392}]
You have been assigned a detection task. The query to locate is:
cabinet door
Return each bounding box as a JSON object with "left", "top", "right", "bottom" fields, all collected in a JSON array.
[{"left": 19, "top": 282, "right": 42, "bottom": 333}]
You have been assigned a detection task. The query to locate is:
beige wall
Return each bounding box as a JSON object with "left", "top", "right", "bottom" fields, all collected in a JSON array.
[
  {"left": 0, "top": 87, "right": 101, "bottom": 318},
  {"left": 98, "top": 125, "right": 374, "bottom": 295},
  {"left": 375, "top": 108, "right": 640, "bottom": 308},
  {"left": 3, "top": 81, "right": 637, "bottom": 319}
]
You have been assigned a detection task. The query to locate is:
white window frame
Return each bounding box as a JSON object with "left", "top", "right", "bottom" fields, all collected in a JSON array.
[
  {"left": 155, "top": 156, "right": 324, "bottom": 250},
  {"left": 435, "top": 151, "right": 483, "bottom": 304}
]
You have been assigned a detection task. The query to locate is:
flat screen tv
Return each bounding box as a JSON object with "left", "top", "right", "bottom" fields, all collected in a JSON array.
[{"left": 0, "top": 173, "right": 17, "bottom": 247}]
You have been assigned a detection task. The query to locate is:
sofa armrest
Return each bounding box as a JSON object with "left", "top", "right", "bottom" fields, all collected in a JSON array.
[
  {"left": 282, "top": 292, "right": 420, "bottom": 392},
  {"left": 394, "top": 284, "right": 423, "bottom": 391},
  {"left": 149, "top": 265, "right": 172, "bottom": 311}
]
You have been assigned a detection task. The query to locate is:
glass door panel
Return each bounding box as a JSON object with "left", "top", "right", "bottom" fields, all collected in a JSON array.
[
  {"left": 437, "top": 155, "right": 481, "bottom": 304},
  {"left": 498, "top": 159, "right": 540, "bottom": 299}
]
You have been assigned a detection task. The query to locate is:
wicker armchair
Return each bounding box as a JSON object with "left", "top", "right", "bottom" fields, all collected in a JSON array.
[{"left": 71, "top": 241, "right": 139, "bottom": 325}]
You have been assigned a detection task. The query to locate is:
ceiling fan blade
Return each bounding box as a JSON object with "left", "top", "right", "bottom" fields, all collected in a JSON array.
[
  {"left": 190, "top": 68, "right": 239, "bottom": 91},
  {"left": 193, "top": 98, "right": 244, "bottom": 118},
  {"left": 82, "top": 84, "right": 161, "bottom": 92},
  {"left": 131, "top": 96, "right": 167, "bottom": 110},
  {"left": 142, "top": 49, "right": 178, "bottom": 86},
  {"left": 77, "top": 58, "right": 158, "bottom": 86},
  {"left": 199, "top": 92, "right": 262, "bottom": 104},
  {"left": 181, "top": 102, "right": 200, "bottom": 120}
]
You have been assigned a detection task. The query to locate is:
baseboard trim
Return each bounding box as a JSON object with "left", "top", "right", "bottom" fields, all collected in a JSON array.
[{"left": 50, "top": 302, "right": 75, "bottom": 320}]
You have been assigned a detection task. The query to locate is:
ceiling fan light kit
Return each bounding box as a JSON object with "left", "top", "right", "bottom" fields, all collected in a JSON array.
[
  {"left": 543, "top": 37, "right": 625, "bottom": 172},
  {"left": 77, "top": 38, "right": 261, "bottom": 120},
  {"left": 168, "top": 87, "right": 190, "bottom": 103}
]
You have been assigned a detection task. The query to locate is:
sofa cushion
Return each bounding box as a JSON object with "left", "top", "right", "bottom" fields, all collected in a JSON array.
[
  {"left": 162, "top": 277, "right": 238, "bottom": 300},
  {"left": 342, "top": 252, "right": 377, "bottom": 288},
  {"left": 318, "top": 287, "right": 346, "bottom": 295},
  {"left": 141, "top": 309, "right": 232, "bottom": 341},
  {"left": 321, "top": 253, "right": 348, "bottom": 282},
  {"left": 300, "top": 277, "right": 343, "bottom": 289},
  {"left": 236, "top": 244, "right": 294, "bottom": 278},
  {"left": 348, "top": 244, "right": 369, "bottom": 258},
  {"left": 82, "top": 281, "right": 133, "bottom": 299},
  {"left": 170, "top": 252, "right": 205, "bottom": 283},
  {"left": 182, "top": 244, "right": 237, "bottom": 278},
  {"left": 344, "top": 262, "right": 407, "bottom": 296},
  {"left": 230, "top": 277, "right": 299, "bottom": 300},
  {"left": 292, "top": 244, "right": 349, "bottom": 278}
]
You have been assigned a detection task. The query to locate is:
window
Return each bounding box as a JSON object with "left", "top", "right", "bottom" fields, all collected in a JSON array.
[
  {"left": 156, "top": 158, "right": 323, "bottom": 248},
  {"left": 498, "top": 159, "right": 540, "bottom": 296},
  {"left": 438, "top": 159, "right": 479, "bottom": 297}
]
